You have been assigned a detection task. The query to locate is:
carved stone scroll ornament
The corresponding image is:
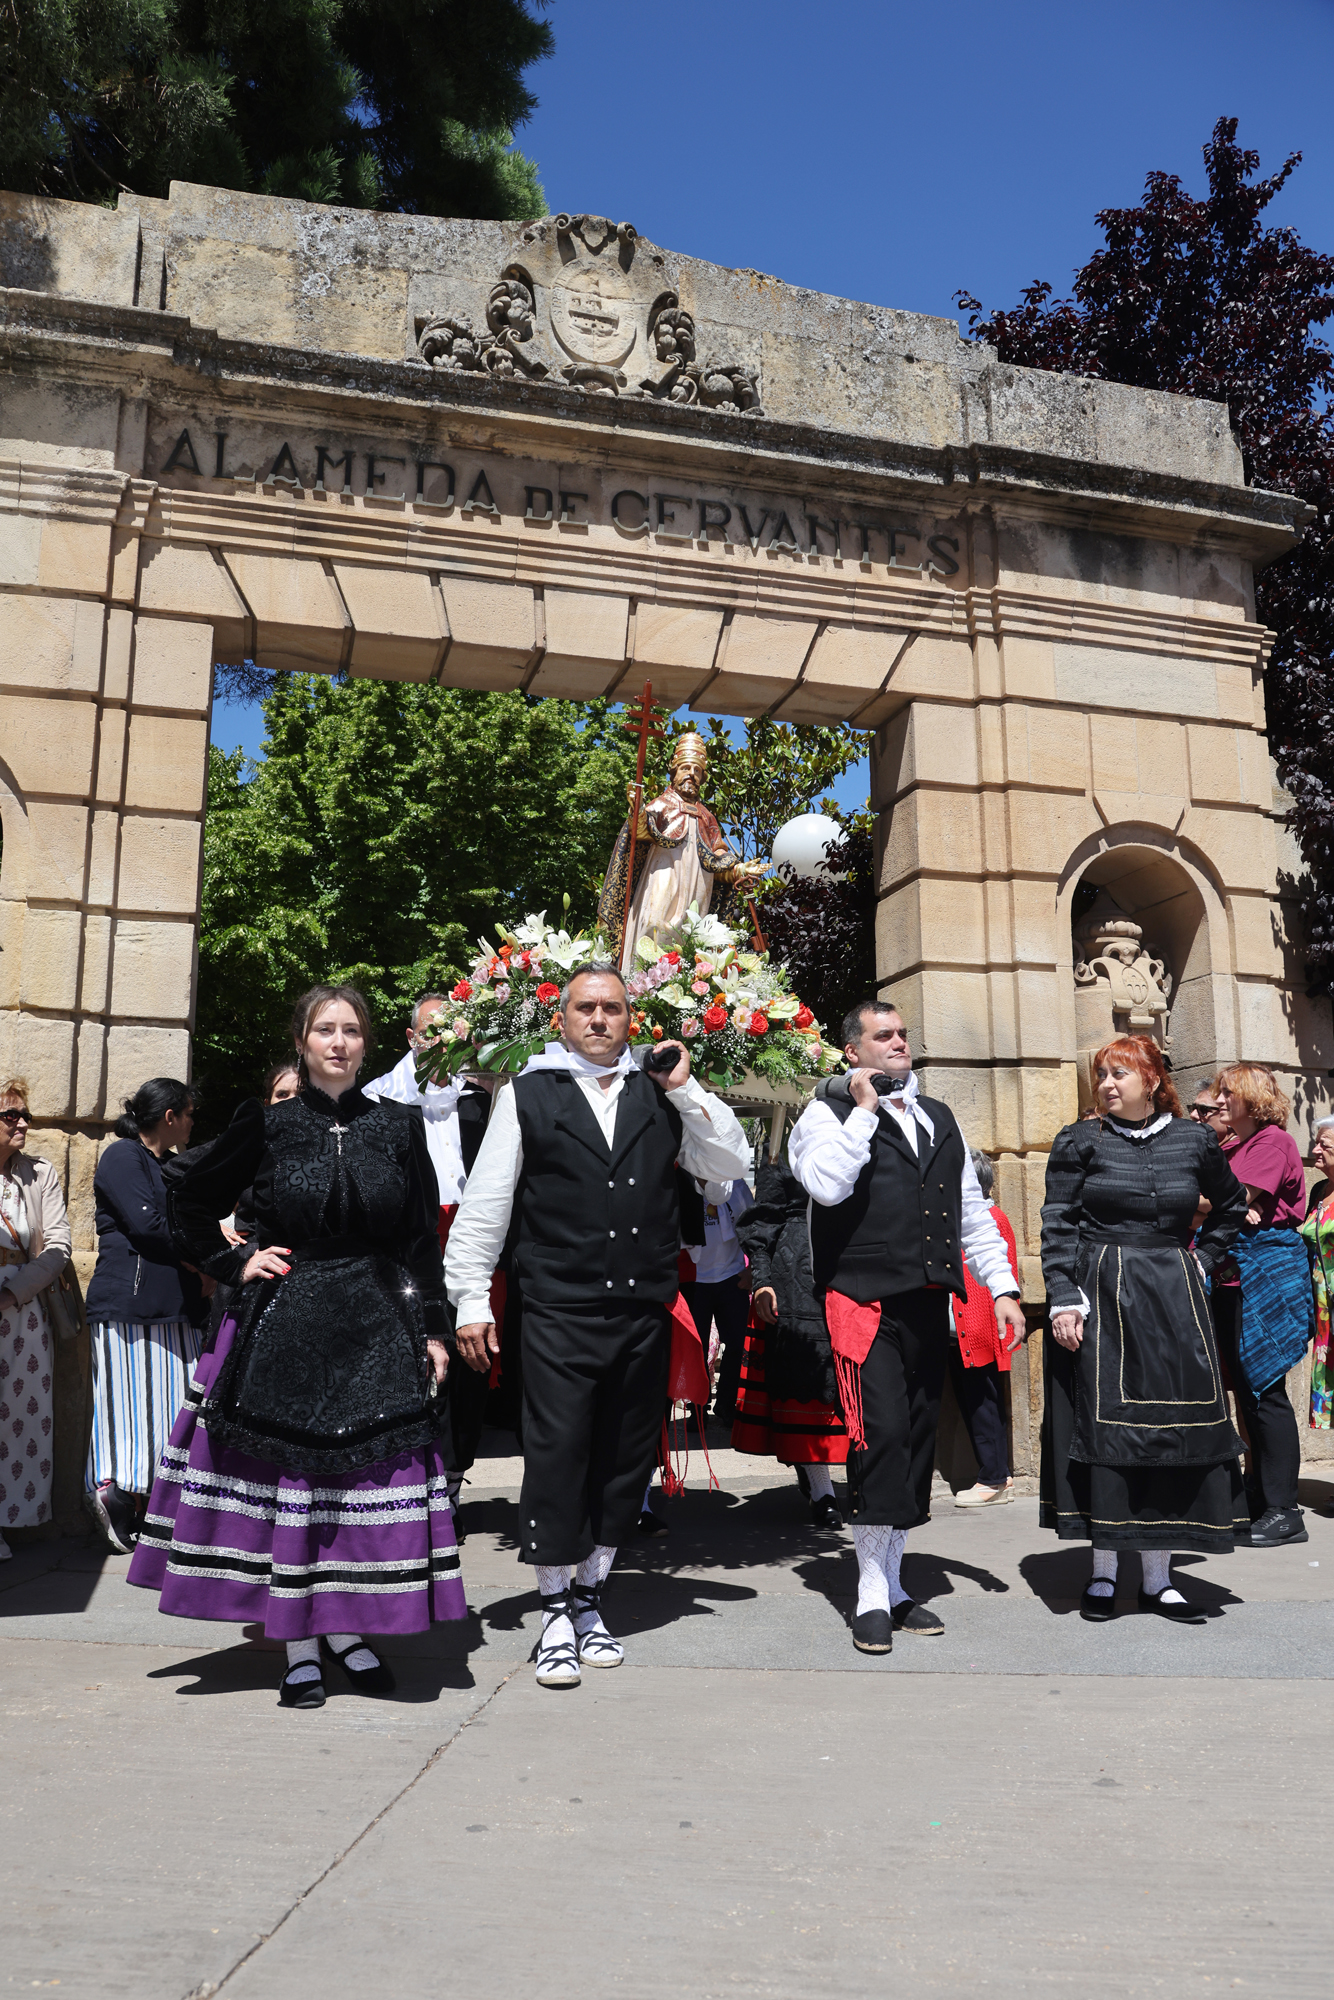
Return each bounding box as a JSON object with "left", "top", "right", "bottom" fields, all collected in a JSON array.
[
  {"left": 415, "top": 236, "right": 763, "bottom": 414},
  {"left": 1073, "top": 913, "right": 1173, "bottom": 1045},
  {"left": 416, "top": 277, "right": 549, "bottom": 380}
]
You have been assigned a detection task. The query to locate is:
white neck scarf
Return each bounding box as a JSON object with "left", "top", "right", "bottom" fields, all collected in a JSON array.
[
  {"left": 880, "top": 1068, "right": 920, "bottom": 1109},
  {"left": 520, "top": 1041, "right": 637, "bottom": 1081}
]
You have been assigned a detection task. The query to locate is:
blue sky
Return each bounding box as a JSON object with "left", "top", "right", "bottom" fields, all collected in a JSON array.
[{"left": 213, "top": 0, "right": 1334, "bottom": 818}]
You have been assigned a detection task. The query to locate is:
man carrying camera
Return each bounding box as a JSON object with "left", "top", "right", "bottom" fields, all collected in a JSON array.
[
  {"left": 789, "top": 1000, "right": 1025, "bottom": 1654},
  {"left": 445, "top": 964, "right": 750, "bottom": 1689}
]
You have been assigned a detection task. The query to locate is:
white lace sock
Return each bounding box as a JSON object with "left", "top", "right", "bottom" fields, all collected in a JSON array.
[
  {"left": 325, "top": 1631, "right": 382, "bottom": 1672},
  {"left": 884, "top": 1527, "right": 910, "bottom": 1607},
  {"left": 536, "top": 1564, "right": 569, "bottom": 1602},
  {"left": 1088, "top": 1548, "right": 1118, "bottom": 1598},
  {"left": 445, "top": 1472, "right": 464, "bottom": 1509},
  {"left": 642, "top": 1479, "right": 655, "bottom": 1510},
  {"left": 1140, "top": 1550, "right": 1186, "bottom": 1603},
  {"left": 806, "top": 1464, "right": 835, "bottom": 1502},
  {"left": 852, "top": 1525, "right": 892, "bottom": 1615},
  {"left": 285, "top": 1637, "right": 321, "bottom": 1685},
  {"left": 574, "top": 1545, "right": 616, "bottom": 1590}
]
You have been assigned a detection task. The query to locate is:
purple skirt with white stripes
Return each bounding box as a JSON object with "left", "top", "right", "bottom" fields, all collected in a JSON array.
[{"left": 127, "top": 1316, "right": 467, "bottom": 1639}]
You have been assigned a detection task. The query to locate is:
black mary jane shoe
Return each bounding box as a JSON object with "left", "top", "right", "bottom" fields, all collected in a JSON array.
[
  {"left": 278, "top": 1665, "right": 326, "bottom": 1710},
  {"left": 322, "top": 1637, "right": 396, "bottom": 1695},
  {"left": 811, "top": 1494, "right": 844, "bottom": 1531},
  {"left": 1080, "top": 1584, "right": 1118, "bottom": 1622},
  {"left": 1137, "top": 1587, "right": 1207, "bottom": 1624},
  {"left": 851, "top": 1609, "right": 893, "bottom": 1654}
]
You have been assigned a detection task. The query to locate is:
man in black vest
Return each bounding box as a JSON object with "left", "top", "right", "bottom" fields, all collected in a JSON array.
[
  {"left": 789, "top": 999, "right": 1024, "bottom": 1654},
  {"left": 445, "top": 965, "right": 750, "bottom": 1688}
]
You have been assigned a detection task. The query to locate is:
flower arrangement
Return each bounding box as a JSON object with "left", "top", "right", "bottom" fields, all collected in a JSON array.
[{"left": 413, "top": 900, "right": 843, "bottom": 1092}]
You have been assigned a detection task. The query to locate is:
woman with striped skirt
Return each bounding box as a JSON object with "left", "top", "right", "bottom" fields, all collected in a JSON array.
[
  {"left": 128, "top": 986, "right": 466, "bottom": 1709},
  {"left": 84, "top": 1079, "right": 208, "bottom": 1554}
]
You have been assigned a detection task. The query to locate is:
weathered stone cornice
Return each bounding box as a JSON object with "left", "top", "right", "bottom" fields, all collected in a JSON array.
[{"left": 0, "top": 286, "right": 1312, "bottom": 561}]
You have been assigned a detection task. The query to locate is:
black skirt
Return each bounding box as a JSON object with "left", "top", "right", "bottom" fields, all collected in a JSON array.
[{"left": 1040, "top": 1236, "right": 1247, "bottom": 1551}]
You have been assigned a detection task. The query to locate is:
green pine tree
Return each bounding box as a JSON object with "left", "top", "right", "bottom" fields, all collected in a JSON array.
[{"left": 0, "top": 0, "right": 551, "bottom": 218}]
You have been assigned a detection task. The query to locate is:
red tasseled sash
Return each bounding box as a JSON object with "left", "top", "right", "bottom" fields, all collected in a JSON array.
[{"left": 823, "top": 1290, "right": 882, "bottom": 1449}]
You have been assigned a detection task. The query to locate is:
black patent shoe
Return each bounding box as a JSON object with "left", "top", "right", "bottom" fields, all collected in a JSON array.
[
  {"left": 636, "top": 1508, "right": 669, "bottom": 1537},
  {"left": 278, "top": 1665, "right": 326, "bottom": 1709},
  {"left": 851, "top": 1608, "right": 893, "bottom": 1653},
  {"left": 811, "top": 1494, "right": 844, "bottom": 1530},
  {"left": 1137, "top": 1587, "right": 1207, "bottom": 1624},
  {"left": 322, "top": 1637, "right": 396, "bottom": 1695},
  {"left": 1080, "top": 1584, "right": 1118, "bottom": 1622}
]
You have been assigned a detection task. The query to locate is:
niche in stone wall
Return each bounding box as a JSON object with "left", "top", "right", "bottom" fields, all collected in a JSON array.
[{"left": 1069, "top": 845, "right": 1215, "bottom": 1110}]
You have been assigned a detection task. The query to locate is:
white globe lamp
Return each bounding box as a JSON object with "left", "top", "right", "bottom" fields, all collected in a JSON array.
[{"left": 771, "top": 812, "right": 845, "bottom": 880}]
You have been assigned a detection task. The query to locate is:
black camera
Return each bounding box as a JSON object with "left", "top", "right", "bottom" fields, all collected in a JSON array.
[
  {"left": 641, "top": 1042, "right": 681, "bottom": 1075},
  {"left": 871, "top": 1071, "right": 908, "bottom": 1095}
]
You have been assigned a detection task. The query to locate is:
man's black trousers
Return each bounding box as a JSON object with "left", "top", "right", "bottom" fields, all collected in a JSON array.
[
  {"left": 518, "top": 1299, "right": 671, "bottom": 1566},
  {"left": 947, "top": 1347, "right": 1011, "bottom": 1487},
  {"left": 1211, "top": 1288, "right": 1301, "bottom": 1512},
  {"left": 845, "top": 1288, "right": 950, "bottom": 1528},
  {"left": 683, "top": 1275, "right": 751, "bottom": 1423}
]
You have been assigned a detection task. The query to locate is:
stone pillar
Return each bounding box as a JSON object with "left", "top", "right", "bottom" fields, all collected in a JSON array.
[{"left": 0, "top": 466, "right": 208, "bottom": 1260}]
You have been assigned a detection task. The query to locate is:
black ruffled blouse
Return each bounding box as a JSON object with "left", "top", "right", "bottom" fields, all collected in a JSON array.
[{"left": 169, "top": 1086, "right": 447, "bottom": 1476}]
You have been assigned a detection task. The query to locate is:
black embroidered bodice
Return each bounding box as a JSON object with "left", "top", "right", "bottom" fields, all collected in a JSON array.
[{"left": 169, "top": 1088, "right": 447, "bottom": 1475}]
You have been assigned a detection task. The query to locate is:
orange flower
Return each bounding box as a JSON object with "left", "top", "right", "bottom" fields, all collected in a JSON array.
[{"left": 747, "top": 1014, "right": 769, "bottom": 1037}]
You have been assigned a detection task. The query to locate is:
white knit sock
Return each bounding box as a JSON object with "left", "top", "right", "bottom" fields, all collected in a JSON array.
[
  {"left": 884, "top": 1527, "right": 910, "bottom": 1607},
  {"left": 445, "top": 1472, "right": 464, "bottom": 1508},
  {"left": 285, "top": 1637, "right": 321, "bottom": 1684},
  {"left": 1140, "top": 1550, "right": 1185, "bottom": 1602},
  {"left": 574, "top": 1544, "right": 616, "bottom": 1590},
  {"left": 642, "top": 1480, "right": 655, "bottom": 1510},
  {"left": 327, "top": 1631, "right": 380, "bottom": 1672},
  {"left": 852, "top": 1525, "right": 892, "bottom": 1615},
  {"left": 536, "top": 1564, "right": 570, "bottom": 1606},
  {"left": 806, "top": 1464, "right": 835, "bottom": 1501},
  {"left": 1088, "top": 1548, "right": 1118, "bottom": 1598}
]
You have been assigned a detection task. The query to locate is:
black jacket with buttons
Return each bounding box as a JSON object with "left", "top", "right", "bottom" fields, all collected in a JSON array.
[
  {"left": 510, "top": 1070, "right": 684, "bottom": 1306},
  {"left": 807, "top": 1076, "right": 969, "bottom": 1304},
  {"left": 85, "top": 1138, "right": 207, "bottom": 1325}
]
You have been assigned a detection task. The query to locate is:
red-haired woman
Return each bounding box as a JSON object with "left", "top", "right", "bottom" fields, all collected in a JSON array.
[
  {"left": 1210, "top": 1064, "right": 1311, "bottom": 1548},
  {"left": 1040, "top": 1036, "right": 1249, "bottom": 1621}
]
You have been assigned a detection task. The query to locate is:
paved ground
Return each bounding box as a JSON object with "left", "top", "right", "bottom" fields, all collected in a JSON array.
[{"left": 4, "top": 1436, "right": 1332, "bottom": 1999}]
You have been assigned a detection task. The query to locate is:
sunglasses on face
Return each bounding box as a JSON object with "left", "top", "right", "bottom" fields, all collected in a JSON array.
[
  {"left": 1189, "top": 1105, "right": 1222, "bottom": 1120},
  {"left": 0, "top": 1108, "right": 31, "bottom": 1127}
]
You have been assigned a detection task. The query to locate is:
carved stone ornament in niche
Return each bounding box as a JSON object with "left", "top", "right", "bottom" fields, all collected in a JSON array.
[
  {"left": 414, "top": 217, "right": 763, "bottom": 415},
  {"left": 1073, "top": 902, "right": 1173, "bottom": 1048}
]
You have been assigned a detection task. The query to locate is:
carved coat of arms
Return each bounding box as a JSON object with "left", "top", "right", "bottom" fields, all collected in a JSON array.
[{"left": 415, "top": 213, "right": 762, "bottom": 414}]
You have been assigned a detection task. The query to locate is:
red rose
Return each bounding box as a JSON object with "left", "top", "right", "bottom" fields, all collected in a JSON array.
[
  {"left": 535, "top": 981, "right": 560, "bottom": 1004},
  {"left": 665, "top": 950, "right": 681, "bottom": 965},
  {"left": 702, "top": 1005, "right": 728, "bottom": 1033},
  {"left": 451, "top": 980, "right": 473, "bottom": 1002},
  {"left": 794, "top": 1004, "right": 814, "bottom": 1030},
  {"left": 747, "top": 1014, "right": 769, "bottom": 1037}
]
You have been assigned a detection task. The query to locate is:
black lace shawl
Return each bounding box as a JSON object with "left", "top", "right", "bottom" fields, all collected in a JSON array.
[
  {"left": 168, "top": 1086, "right": 448, "bottom": 1475},
  {"left": 1040, "top": 1116, "right": 1247, "bottom": 1314}
]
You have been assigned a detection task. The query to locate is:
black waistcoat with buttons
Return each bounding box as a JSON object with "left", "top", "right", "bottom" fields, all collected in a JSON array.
[
  {"left": 510, "top": 1070, "right": 684, "bottom": 1307},
  {"left": 807, "top": 1082, "right": 969, "bottom": 1305}
]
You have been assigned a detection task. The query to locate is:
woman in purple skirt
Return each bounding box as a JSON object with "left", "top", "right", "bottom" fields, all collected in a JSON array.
[{"left": 128, "top": 985, "right": 466, "bottom": 1708}]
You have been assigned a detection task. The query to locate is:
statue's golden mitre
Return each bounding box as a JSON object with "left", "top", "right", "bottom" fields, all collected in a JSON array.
[{"left": 670, "top": 729, "right": 708, "bottom": 774}]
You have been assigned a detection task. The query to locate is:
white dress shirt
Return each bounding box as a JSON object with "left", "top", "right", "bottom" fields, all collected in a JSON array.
[
  {"left": 445, "top": 1070, "right": 752, "bottom": 1325},
  {"left": 788, "top": 1079, "right": 1019, "bottom": 1298},
  {"left": 686, "top": 1178, "right": 755, "bottom": 1283},
  {"left": 363, "top": 1050, "right": 468, "bottom": 1208}
]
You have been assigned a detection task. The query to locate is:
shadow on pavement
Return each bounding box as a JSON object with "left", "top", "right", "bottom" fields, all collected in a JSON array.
[
  {"left": 1019, "top": 1546, "right": 1240, "bottom": 1615},
  {"left": 146, "top": 1639, "right": 486, "bottom": 1703},
  {"left": 0, "top": 1534, "right": 115, "bottom": 1616}
]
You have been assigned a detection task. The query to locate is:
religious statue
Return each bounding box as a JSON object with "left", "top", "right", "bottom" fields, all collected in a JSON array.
[{"left": 597, "top": 730, "right": 767, "bottom": 965}]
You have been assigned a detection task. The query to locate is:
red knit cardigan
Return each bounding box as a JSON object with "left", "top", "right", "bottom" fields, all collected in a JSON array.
[{"left": 954, "top": 1204, "right": 1019, "bottom": 1369}]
